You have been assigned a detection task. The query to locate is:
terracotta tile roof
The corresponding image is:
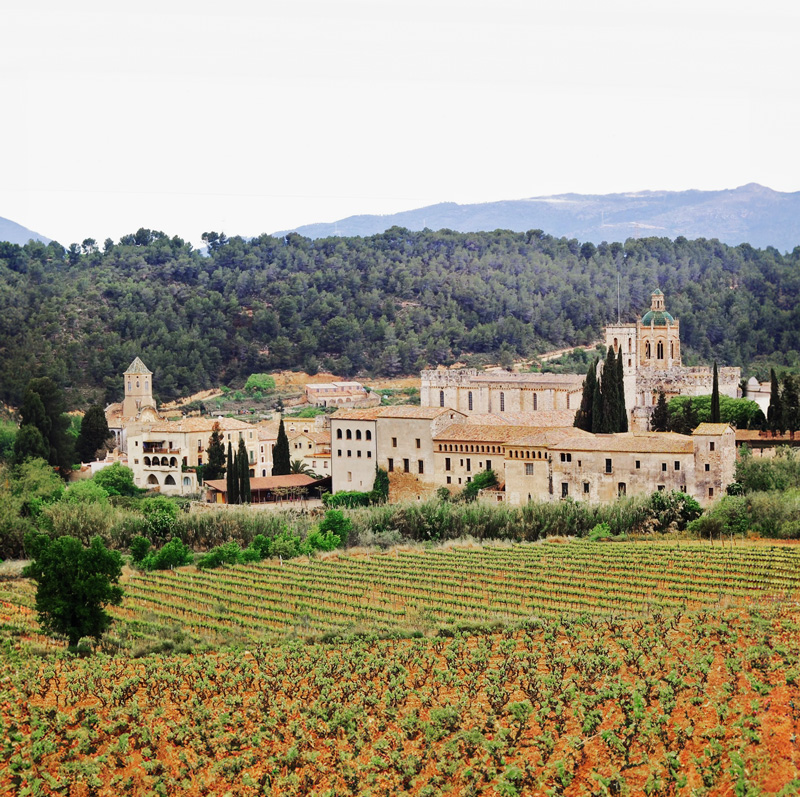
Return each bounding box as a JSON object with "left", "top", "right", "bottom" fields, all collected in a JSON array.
[
  {"left": 125, "top": 357, "right": 152, "bottom": 375},
  {"left": 331, "top": 408, "right": 385, "bottom": 421},
  {"left": 692, "top": 423, "right": 733, "bottom": 436},
  {"left": 467, "top": 411, "right": 578, "bottom": 427},
  {"left": 506, "top": 427, "right": 593, "bottom": 450},
  {"left": 550, "top": 432, "right": 694, "bottom": 454},
  {"left": 735, "top": 430, "right": 800, "bottom": 444},
  {"left": 434, "top": 424, "right": 547, "bottom": 444},
  {"left": 149, "top": 417, "right": 254, "bottom": 433},
  {"left": 205, "top": 474, "right": 317, "bottom": 493},
  {"left": 377, "top": 406, "right": 465, "bottom": 420}
]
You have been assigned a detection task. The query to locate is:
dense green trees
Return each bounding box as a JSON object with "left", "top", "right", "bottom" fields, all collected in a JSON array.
[
  {"left": 23, "top": 533, "right": 123, "bottom": 647},
  {"left": 14, "top": 379, "right": 73, "bottom": 474},
  {"left": 651, "top": 390, "right": 669, "bottom": 432},
  {"left": 575, "top": 349, "right": 626, "bottom": 433},
  {"left": 203, "top": 422, "right": 226, "bottom": 481},
  {"left": 1, "top": 229, "right": 799, "bottom": 409}
]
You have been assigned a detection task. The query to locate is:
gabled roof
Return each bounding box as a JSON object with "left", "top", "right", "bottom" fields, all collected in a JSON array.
[
  {"left": 147, "top": 417, "right": 253, "bottom": 433},
  {"left": 434, "top": 424, "right": 547, "bottom": 444},
  {"left": 205, "top": 473, "right": 317, "bottom": 493},
  {"left": 692, "top": 423, "right": 733, "bottom": 436},
  {"left": 125, "top": 357, "right": 152, "bottom": 375},
  {"left": 376, "top": 406, "right": 465, "bottom": 420},
  {"left": 550, "top": 432, "right": 694, "bottom": 454}
]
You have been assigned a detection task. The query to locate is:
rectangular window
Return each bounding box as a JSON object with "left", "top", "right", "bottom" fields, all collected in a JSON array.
[
  {"left": 583, "top": 482, "right": 590, "bottom": 494},
  {"left": 347, "top": 450, "right": 352, "bottom": 458},
  {"left": 357, "top": 450, "right": 362, "bottom": 458},
  {"left": 388, "top": 458, "right": 394, "bottom": 472},
  {"left": 605, "top": 458, "right": 612, "bottom": 474},
  {"left": 466, "top": 458, "right": 471, "bottom": 472},
  {"left": 709, "top": 487, "right": 714, "bottom": 497},
  {"left": 525, "top": 463, "right": 534, "bottom": 476},
  {"left": 674, "top": 461, "right": 680, "bottom": 471},
  {"left": 445, "top": 457, "right": 451, "bottom": 471},
  {"left": 486, "top": 459, "right": 492, "bottom": 471},
  {"left": 662, "top": 462, "right": 667, "bottom": 472},
  {"left": 403, "top": 458, "right": 410, "bottom": 473},
  {"left": 635, "top": 460, "right": 640, "bottom": 469},
  {"left": 415, "top": 439, "right": 421, "bottom": 449},
  {"left": 710, "top": 442, "right": 715, "bottom": 452},
  {"left": 367, "top": 451, "right": 372, "bottom": 458},
  {"left": 134, "top": 458, "right": 139, "bottom": 465},
  {"left": 418, "top": 460, "right": 424, "bottom": 474},
  {"left": 561, "top": 483, "right": 569, "bottom": 498},
  {"left": 447, "top": 476, "right": 452, "bottom": 484},
  {"left": 347, "top": 472, "right": 352, "bottom": 482},
  {"left": 392, "top": 437, "right": 397, "bottom": 448},
  {"left": 337, "top": 449, "right": 342, "bottom": 457},
  {"left": 705, "top": 463, "right": 710, "bottom": 472},
  {"left": 658, "top": 484, "right": 665, "bottom": 491}
]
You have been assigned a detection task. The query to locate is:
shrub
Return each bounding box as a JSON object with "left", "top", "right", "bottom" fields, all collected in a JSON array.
[
  {"left": 196, "top": 541, "right": 243, "bottom": 570},
  {"left": 93, "top": 462, "right": 139, "bottom": 497},
  {"left": 139, "top": 538, "right": 193, "bottom": 570},
  {"left": 140, "top": 496, "right": 179, "bottom": 541},
  {"left": 63, "top": 479, "right": 110, "bottom": 505},
  {"left": 129, "top": 536, "right": 151, "bottom": 563},
  {"left": 322, "top": 491, "right": 371, "bottom": 509}
]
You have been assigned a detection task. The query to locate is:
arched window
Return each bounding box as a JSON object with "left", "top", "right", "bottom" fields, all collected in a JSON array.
[
  {"left": 346, "top": 429, "right": 352, "bottom": 439},
  {"left": 500, "top": 392, "right": 505, "bottom": 412},
  {"left": 670, "top": 342, "right": 674, "bottom": 359},
  {"left": 183, "top": 477, "right": 191, "bottom": 487},
  {"left": 657, "top": 341, "right": 664, "bottom": 359},
  {"left": 336, "top": 429, "right": 342, "bottom": 439},
  {"left": 645, "top": 341, "right": 651, "bottom": 359},
  {"left": 143, "top": 456, "right": 151, "bottom": 466},
  {"left": 147, "top": 474, "right": 159, "bottom": 485},
  {"left": 439, "top": 390, "right": 445, "bottom": 407},
  {"left": 614, "top": 337, "right": 619, "bottom": 350},
  {"left": 365, "top": 430, "right": 372, "bottom": 440},
  {"left": 356, "top": 430, "right": 362, "bottom": 440},
  {"left": 169, "top": 457, "right": 177, "bottom": 467},
  {"left": 468, "top": 391, "right": 473, "bottom": 411},
  {"left": 165, "top": 474, "right": 176, "bottom": 486}
]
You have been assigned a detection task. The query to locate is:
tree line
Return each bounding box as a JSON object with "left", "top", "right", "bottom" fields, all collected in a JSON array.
[{"left": 1, "top": 229, "right": 799, "bottom": 409}]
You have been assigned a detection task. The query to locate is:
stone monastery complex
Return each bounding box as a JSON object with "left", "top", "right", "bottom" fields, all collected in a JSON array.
[{"left": 106, "top": 291, "right": 742, "bottom": 505}]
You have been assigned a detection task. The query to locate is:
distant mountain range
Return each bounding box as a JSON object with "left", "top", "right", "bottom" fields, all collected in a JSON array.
[
  {"left": 276, "top": 183, "right": 800, "bottom": 251},
  {"left": 0, "top": 216, "right": 50, "bottom": 246}
]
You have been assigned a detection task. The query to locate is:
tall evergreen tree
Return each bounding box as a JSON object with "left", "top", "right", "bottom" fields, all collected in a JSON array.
[
  {"left": 238, "top": 437, "right": 251, "bottom": 503},
  {"left": 272, "top": 419, "right": 291, "bottom": 476},
  {"left": 781, "top": 374, "right": 799, "bottom": 435},
  {"left": 599, "top": 347, "right": 619, "bottom": 433},
  {"left": 20, "top": 378, "right": 73, "bottom": 475},
  {"left": 76, "top": 405, "right": 111, "bottom": 463},
  {"left": 651, "top": 390, "right": 669, "bottom": 432},
  {"left": 226, "top": 441, "right": 238, "bottom": 504},
  {"left": 573, "top": 359, "right": 596, "bottom": 432},
  {"left": 710, "top": 361, "right": 721, "bottom": 423},
  {"left": 591, "top": 364, "right": 603, "bottom": 434},
  {"left": 204, "top": 422, "right": 226, "bottom": 481},
  {"left": 614, "top": 347, "right": 628, "bottom": 432},
  {"left": 768, "top": 369, "right": 783, "bottom": 434}
]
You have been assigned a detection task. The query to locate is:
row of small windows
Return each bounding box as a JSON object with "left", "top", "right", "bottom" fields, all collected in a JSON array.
[
  {"left": 143, "top": 456, "right": 178, "bottom": 467},
  {"left": 507, "top": 449, "right": 546, "bottom": 460},
  {"left": 336, "top": 449, "right": 372, "bottom": 459},
  {"left": 336, "top": 428, "right": 372, "bottom": 440},
  {"left": 438, "top": 443, "right": 501, "bottom": 453},
  {"left": 387, "top": 458, "right": 424, "bottom": 474}
]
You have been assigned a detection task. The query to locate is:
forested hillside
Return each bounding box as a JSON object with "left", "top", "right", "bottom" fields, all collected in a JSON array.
[{"left": 0, "top": 229, "right": 798, "bottom": 409}]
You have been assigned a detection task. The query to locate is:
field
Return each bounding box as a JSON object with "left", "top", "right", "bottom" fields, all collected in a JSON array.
[{"left": 1, "top": 541, "right": 799, "bottom": 795}]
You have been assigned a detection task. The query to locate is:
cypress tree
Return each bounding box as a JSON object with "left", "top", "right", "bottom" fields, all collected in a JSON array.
[
  {"left": 226, "top": 441, "right": 238, "bottom": 504},
  {"left": 272, "top": 419, "right": 291, "bottom": 476},
  {"left": 614, "top": 347, "right": 628, "bottom": 432},
  {"left": 651, "top": 390, "right": 669, "bottom": 432},
  {"left": 599, "top": 347, "right": 618, "bottom": 433},
  {"left": 781, "top": 374, "right": 799, "bottom": 435},
  {"left": 768, "top": 369, "right": 783, "bottom": 434},
  {"left": 238, "top": 437, "right": 251, "bottom": 503},
  {"left": 710, "top": 361, "right": 721, "bottom": 423},
  {"left": 204, "top": 422, "right": 226, "bottom": 481},
  {"left": 682, "top": 398, "right": 698, "bottom": 435},
  {"left": 76, "top": 405, "right": 112, "bottom": 463},
  {"left": 574, "top": 358, "right": 596, "bottom": 432},
  {"left": 591, "top": 365, "right": 603, "bottom": 434}
]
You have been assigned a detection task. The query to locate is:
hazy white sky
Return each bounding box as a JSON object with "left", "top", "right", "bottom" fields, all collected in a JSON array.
[{"left": 1, "top": 0, "right": 798, "bottom": 247}]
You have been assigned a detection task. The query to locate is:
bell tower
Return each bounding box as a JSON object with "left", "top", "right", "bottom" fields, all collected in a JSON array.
[{"left": 121, "top": 357, "right": 154, "bottom": 418}]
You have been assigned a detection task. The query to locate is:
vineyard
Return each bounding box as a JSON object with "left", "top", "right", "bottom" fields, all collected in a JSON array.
[{"left": 1, "top": 540, "right": 799, "bottom": 794}]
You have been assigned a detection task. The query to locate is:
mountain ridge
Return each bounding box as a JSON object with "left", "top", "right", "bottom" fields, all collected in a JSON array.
[
  {"left": 275, "top": 183, "right": 800, "bottom": 252},
  {"left": 0, "top": 216, "right": 51, "bottom": 246}
]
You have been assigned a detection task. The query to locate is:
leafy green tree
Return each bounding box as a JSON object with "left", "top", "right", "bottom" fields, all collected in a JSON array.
[
  {"left": 12, "top": 424, "right": 49, "bottom": 464},
  {"left": 20, "top": 378, "right": 73, "bottom": 476},
  {"left": 244, "top": 373, "right": 276, "bottom": 393},
  {"left": 140, "top": 495, "right": 179, "bottom": 540},
  {"left": 651, "top": 390, "right": 669, "bottom": 432},
  {"left": 76, "top": 405, "right": 111, "bottom": 463},
  {"left": 23, "top": 533, "right": 123, "bottom": 647},
  {"left": 573, "top": 359, "right": 596, "bottom": 432},
  {"left": 272, "top": 419, "right": 291, "bottom": 476},
  {"left": 0, "top": 420, "right": 16, "bottom": 462},
  {"left": 238, "top": 437, "right": 251, "bottom": 503},
  {"left": 93, "top": 462, "right": 138, "bottom": 496},
  {"left": 203, "top": 422, "right": 226, "bottom": 481},
  {"left": 710, "top": 362, "right": 721, "bottom": 424},
  {"left": 226, "top": 442, "right": 238, "bottom": 504},
  {"left": 461, "top": 469, "right": 499, "bottom": 502},
  {"left": 63, "top": 479, "right": 110, "bottom": 505},
  {"left": 373, "top": 467, "right": 390, "bottom": 502}
]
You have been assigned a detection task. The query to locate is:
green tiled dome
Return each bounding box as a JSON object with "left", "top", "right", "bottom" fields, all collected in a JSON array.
[{"left": 641, "top": 310, "right": 674, "bottom": 326}]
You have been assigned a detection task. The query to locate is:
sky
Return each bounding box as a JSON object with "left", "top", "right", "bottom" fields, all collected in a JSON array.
[{"left": 1, "top": 0, "right": 798, "bottom": 248}]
